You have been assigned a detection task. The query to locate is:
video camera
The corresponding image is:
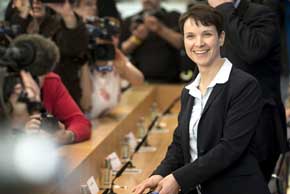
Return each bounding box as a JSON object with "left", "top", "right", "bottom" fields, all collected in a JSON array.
[
  {"left": 86, "top": 16, "right": 120, "bottom": 63},
  {"left": 0, "top": 34, "right": 60, "bottom": 132},
  {"left": 0, "top": 21, "right": 22, "bottom": 47}
]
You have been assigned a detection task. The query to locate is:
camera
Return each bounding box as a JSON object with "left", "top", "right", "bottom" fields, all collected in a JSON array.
[
  {"left": 0, "top": 21, "right": 22, "bottom": 47},
  {"left": 20, "top": 91, "right": 60, "bottom": 133},
  {"left": 131, "top": 10, "right": 165, "bottom": 26},
  {"left": 86, "top": 17, "right": 120, "bottom": 62},
  {"left": 40, "top": 112, "right": 59, "bottom": 133},
  {"left": 17, "top": 89, "right": 59, "bottom": 133},
  {"left": 0, "top": 34, "right": 59, "bottom": 129}
]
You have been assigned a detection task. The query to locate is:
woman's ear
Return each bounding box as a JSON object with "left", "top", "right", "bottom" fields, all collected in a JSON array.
[{"left": 219, "top": 31, "right": 225, "bottom": 47}]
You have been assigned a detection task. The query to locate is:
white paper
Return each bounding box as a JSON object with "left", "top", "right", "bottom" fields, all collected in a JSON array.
[
  {"left": 87, "top": 176, "right": 99, "bottom": 194},
  {"left": 107, "top": 152, "right": 122, "bottom": 171},
  {"left": 127, "top": 132, "right": 137, "bottom": 152}
]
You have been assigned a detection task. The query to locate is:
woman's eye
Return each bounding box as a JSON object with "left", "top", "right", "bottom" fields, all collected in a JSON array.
[
  {"left": 203, "top": 33, "right": 212, "bottom": 37},
  {"left": 186, "top": 34, "right": 195, "bottom": 39}
]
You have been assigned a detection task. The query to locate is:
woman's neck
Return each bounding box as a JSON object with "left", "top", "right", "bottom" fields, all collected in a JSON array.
[{"left": 198, "top": 58, "right": 225, "bottom": 95}]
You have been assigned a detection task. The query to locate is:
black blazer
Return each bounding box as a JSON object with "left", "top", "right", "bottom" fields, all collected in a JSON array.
[
  {"left": 153, "top": 68, "right": 270, "bottom": 194},
  {"left": 216, "top": 0, "right": 288, "bottom": 154}
]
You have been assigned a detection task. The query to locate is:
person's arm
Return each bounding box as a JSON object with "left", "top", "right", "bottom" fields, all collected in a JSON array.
[
  {"left": 172, "top": 78, "right": 263, "bottom": 194},
  {"left": 5, "top": 0, "right": 31, "bottom": 32},
  {"left": 132, "top": 90, "right": 188, "bottom": 194},
  {"left": 152, "top": 89, "right": 188, "bottom": 177},
  {"left": 144, "top": 15, "right": 183, "bottom": 49},
  {"left": 47, "top": 1, "right": 89, "bottom": 58},
  {"left": 114, "top": 48, "right": 144, "bottom": 86},
  {"left": 121, "top": 23, "right": 149, "bottom": 55},
  {"left": 45, "top": 0, "right": 77, "bottom": 29},
  {"left": 80, "top": 63, "right": 93, "bottom": 112},
  {"left": 212, "top": 1, "right": 279, "bottom": 64},
  {"left": 42, "top": 73, "right": 91, "bottom": 143}
]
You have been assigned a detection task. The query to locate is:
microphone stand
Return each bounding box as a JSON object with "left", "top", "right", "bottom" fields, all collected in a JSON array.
[
  {"left": 102, "top": 97, "right": 180, "bottom": 194},
  {"left": 128, "top": 95, "right": 180, "bottom": 167},
  {"left": 162, "top": 96, "right": 180, "bottom": 115},
  {"left": 102, "top": 160, "right": 132, "bottom": 194},
  {"left": 102, "top": 116, "right": 159, "bottom": 194}
]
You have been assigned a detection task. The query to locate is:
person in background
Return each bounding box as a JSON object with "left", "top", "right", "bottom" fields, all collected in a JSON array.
[
  {"left": 73, "top": 0, "right": 97, "bottom": 22},
  {"left": 206, "top": 0, "right": 289, "bottom": 182},
  {"left": 120, "top": 0, "right": 183, "bottom": 82},
  {"left": 97, "top": 0, "right": 121, "bottom": 22},
  {"left": 5, "top": 0, "right": 89, "bottom": 106},
  {"left": 133, "top": 5, "right": 270, "bottom": 194},
  {"left": 77, "top": 17, "right": 144, "bottom": 118},
  {"left": 8, "top": 34, "right": 91, "bottom": 145},
  {"left": 74, "top": 0, "right": 121, "bottom": 24}
]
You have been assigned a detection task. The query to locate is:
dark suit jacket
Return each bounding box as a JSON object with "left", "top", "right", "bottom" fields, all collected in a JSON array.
[
  {"left": 216, "top": 1, "right": 288, "bottom": 154},
  {"left": 153, "top": 68, "right": 270, "bottom": 194}
]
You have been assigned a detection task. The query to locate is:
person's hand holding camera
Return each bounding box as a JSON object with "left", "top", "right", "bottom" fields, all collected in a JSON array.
[
  {"left": 122, "top": 19, "right": 149, "bottom": 54},
  {"left": 143, "top": 15, "right": 162, "bottom": 33},
  {"left": 12, "top": 0, "right": 31, "bottom": 19},
  {"left": 132, "top": 23, "right": 149, "bottom": 42},
  {"left": 45, "top": 0, "right": 77, "bottom": 29},
  {"left": 20, "top": 70, "right": 41, "bottom": 102},
  {"left": 9, "top": 83, "right": 30, "bottom": 128},
  {"left": 24, "top": 114, "right": 41, "bottom": 131},
  {"left": 9, "top": 71, "right": 40, "bottom": 127},
  {"left": 25, "top": 113, "right": 75, "bottom": 144}
]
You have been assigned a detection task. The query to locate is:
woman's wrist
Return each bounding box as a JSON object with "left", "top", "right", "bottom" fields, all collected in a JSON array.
[
  {"left": 66, "top": 130, "right": 75, "bottom": 143},
  {"left": 129, "top": 35, "right": 142, "bottom": 46}
]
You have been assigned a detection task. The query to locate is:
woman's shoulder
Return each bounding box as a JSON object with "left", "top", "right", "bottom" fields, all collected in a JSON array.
[
  {"left": 230, "top": 67, "right": 259, "bottom": 85},
  {"left": 43, "top": 72, "right": 62, "bottom": 89},
  {"left": 228, "top": 67, "right": 261, "bottom": 97},
  {"left": 44, "top": 72, "right": 61, "bottom": 80}
]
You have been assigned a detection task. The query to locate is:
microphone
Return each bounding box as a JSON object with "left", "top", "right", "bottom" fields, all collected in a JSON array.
[
  {"left": 1, "top": 34, "right": 60, "bottom": 76},
  {"left": 102, "top": 98, "right": 180, "bottom": 194},
  {"left": 133, "top": 116, "right": 159, "bottom": 154},
  {"left": 102, "top": 160, "right": 132, "bottom": 194},
  {"left": 102, "top": 116, "right": 159, "bottom": 194}
]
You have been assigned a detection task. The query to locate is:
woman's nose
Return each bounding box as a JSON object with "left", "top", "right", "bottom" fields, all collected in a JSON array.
[{"left": 195, "top": 37, "right": 205, "bottom": 47}]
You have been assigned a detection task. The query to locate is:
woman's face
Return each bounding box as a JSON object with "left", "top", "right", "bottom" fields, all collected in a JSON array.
[
  {"left": 183, "top": 18, "right": 224, "bottom": 68},
  {"left": 30, "top": 0, "right": 46, "bottom": 18},
  {"left": 75, "top": 0, "right": 97, "bottom": 20}
]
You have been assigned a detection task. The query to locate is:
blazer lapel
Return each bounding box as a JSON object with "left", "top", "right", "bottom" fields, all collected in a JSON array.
[
  {"left": 202, "top": 84, "right": 226, "bottom": 116},
  {"left": 181, "top": 91, "right": 195, "bottom": 163}
]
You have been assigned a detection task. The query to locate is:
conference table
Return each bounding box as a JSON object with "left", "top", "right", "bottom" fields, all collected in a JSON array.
[{"left": 31, "top": 83, "right": 183, "bottom": 194}]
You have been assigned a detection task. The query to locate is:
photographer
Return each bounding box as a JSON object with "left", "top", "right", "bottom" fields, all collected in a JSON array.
[
  {"left": 77, "top": 16, "right": 144, "bottom": 117},
  {"left": 5, "top": 34, "right": 91, "bottom": 145},
  {"left": 119, "top": 0, "right": 183, "bottom": 82},
  {"left": 4, "top": 0, "right": 89, "bottom": 106}
]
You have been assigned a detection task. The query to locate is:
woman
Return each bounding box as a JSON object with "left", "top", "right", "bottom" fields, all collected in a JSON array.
[
  {"left": 8, "top": 34, "right": 91, "bottom": 145},
  {"left": 74, "top": 2, "right": 144, "bottom": 117},
  {"left": 133, "top": 4, "right": 270, "bottom": 194},
  {"left": 5, "top": 0, "right": 89, "bottom": 106}
]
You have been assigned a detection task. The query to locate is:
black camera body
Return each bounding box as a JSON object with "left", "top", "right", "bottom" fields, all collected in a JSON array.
[
  {"left": 86, "top": 17, "right": 120, "bottom": 62},
  {"left": 40, "top": 112, "right": 59, "bottom": 133},
  {"left": 0, "top": 22, "right": 22, "bottom": 47},
  {"left": 14, "top": 89, "right": 59, "bottom": 133},
  {"left": 131, "top": 10, "right": 165, "bottom": 26}
]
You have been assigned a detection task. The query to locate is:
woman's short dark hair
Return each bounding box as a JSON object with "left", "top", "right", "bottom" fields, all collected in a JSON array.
[{"left": 179, "top": 4, "right": 224, "bottom": 36}]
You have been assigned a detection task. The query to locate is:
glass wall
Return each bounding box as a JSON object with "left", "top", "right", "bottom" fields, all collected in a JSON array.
[
  {"left": 0, "top": 0, "right": 9, "bottom": 20},
  {"left": 116, "top": 0, "right": 190, "bottom": 18}
]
